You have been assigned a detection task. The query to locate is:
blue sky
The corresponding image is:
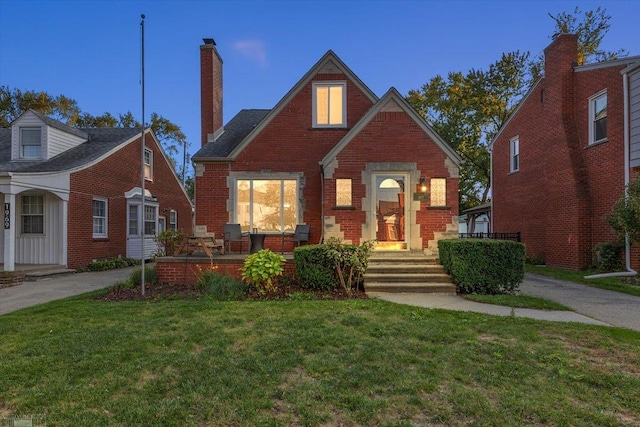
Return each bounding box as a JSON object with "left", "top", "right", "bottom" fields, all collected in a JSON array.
[{"left": 1, "top": 0, "right": 639, "bottom": 165}]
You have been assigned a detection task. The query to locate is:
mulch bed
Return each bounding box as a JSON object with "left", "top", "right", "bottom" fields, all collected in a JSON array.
[{"left": 95, "top": 282, "right": 368, "bottom": 302}]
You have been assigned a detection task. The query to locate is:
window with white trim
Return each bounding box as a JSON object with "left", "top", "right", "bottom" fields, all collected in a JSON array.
[
  {"left": 169, "top": 210, "right": 177, "bottom": 230},
  {"left": 128, "top": 205, "right": 139, "bottom": 236},
  {"left": 589, "top": 91, "right": 607, "bottom": 144},
  {"left": 510, "top": 137, "right": 520, "bottom": 172},
  {"left": 336, "top": 179, "right": 352, "bottom": 206},
  {"left": 21, "top": 194, "right": 44, "bottom": 234},
  {"left": 20, "top": 128, "right": 42, "bottom": 159},
  {"left": 430, "top": 178, "right": 446, "bottom": 207},
  {"left": 313, "top": 82, "right": 346, "bottom": 127},
  {"left": 158, "top": 216, "right": 166, "bottom": 233},
  {"left": 144, "top": 148, "right": 153, "bottom": 180},
  {"left": 144, "top": 205, "right": 156, "bottom": 235},
  {"left": 92, "top": 197, "right": 108, "bottom": 238},
  {"left": 236, "top": 179, "right": 298, "bottom": 232}
]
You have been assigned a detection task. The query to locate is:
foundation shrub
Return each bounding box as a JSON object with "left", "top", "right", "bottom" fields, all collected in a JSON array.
[{"left": 293, "top": 245, "right": 338, "bottom": 291}]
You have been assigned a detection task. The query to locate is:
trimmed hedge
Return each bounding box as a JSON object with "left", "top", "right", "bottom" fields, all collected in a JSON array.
[
  {"left": 438, "top": 239, "right": 525, "bottom": 295},
  {"left": 293, "top": 245, "right": 338, "bottom": 290}
]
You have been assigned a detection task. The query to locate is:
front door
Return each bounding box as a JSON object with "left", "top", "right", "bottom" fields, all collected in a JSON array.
[{"left": 373, "top": 174, "right": 407, "bottom": 249}]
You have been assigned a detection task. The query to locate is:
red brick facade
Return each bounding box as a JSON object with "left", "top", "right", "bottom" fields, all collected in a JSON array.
[
  {"left": 193, "top": 45, "right": 460, "bottom": 255},
  {"left": 492, "top": 34, "right": 638, "bottom": 270},
  {"left": 67, "top": 132, "right": 192, "bottom": 268}
]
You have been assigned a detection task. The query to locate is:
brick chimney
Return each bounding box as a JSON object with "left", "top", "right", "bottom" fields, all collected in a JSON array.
[
  {"left": 543, "top": 33, "right": 578, "bottom": 84},
  {"left": 200, "top": 38, "right": 223, "bottom": 147}
]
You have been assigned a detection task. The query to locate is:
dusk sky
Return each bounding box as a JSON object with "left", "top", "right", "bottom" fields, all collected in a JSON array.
[{"left": 1, "top": 0, "right": 639, "bottom": 169}]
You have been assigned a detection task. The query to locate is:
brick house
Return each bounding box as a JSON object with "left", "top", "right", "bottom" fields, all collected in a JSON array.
[
  {"left": 193, "top": 39, "right": 461, "bottom": 255},
  {"left": 0, "top": 109, "right": 193, "bottom": 271},
  {"left": 490, "top": 34, "right": 640, "bottom": 270}
]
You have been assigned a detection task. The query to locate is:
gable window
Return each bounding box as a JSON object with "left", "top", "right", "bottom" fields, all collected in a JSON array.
[
  {"left": 589, "top": 91, "right": 607, "bottom": 144},
  {"left": 336, "top": 179, "right": 352, "bottom": 206},
  {"left": 169, "top": 210, "right": 177, "bottom": 230},
  {"left": 92, "top": 197, "right": 108, "bottom": 238},
  {"left": 144, "top": 148, "right": 153, "bottom": 180},
  {"left": 313, "top": 82, "right": 346, "bottom": 127},
  {"left": 430, "top": 178, "right": 446, "bottom": 207},
  {"left": 510, "top": 137, "right": 520, "bottom": 172},
  {"left": 236, "top": 179, "right": 298, "bottom": 232},
  {"left": 20, "top": 128, "right": 42, "bottom": 159},
  {"left": 21, "top": 194, "right": 44, "bottom": 234}
]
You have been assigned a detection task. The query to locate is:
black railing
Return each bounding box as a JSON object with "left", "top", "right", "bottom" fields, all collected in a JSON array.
[{"left": 458, "top": 232, "right": 521, "bottom": 242}]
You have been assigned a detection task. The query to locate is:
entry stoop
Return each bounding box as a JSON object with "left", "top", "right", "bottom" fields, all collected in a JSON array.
[{"left": 364, "top": 251, "right": 457, "bottom": 295}]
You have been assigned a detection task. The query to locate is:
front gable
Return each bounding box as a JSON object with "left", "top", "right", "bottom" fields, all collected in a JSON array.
[
  {"left": 226, "top": 51, "right": 379, "bottom": 161},
  {"left": 10, "top": 110, "right": 88, "bottom": 161}
]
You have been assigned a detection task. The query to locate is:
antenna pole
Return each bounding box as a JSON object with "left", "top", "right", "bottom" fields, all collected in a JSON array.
[{"left": 140, "top": 13, "right": 146, "bottom": 296}]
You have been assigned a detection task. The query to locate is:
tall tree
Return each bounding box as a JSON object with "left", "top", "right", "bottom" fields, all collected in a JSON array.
[
  {"left": 0, "top": 86, "right": 191, "bottom": 185},
  {"left": 407, "top": 7, "right": 626, "bottom": 212}
]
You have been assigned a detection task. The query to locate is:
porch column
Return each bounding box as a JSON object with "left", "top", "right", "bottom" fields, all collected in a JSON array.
[
  {"left": 61, "top": 199, "right": 68, "bottom": 267},
  {"left": 3, "top": 193, "right": 16, "bottom": 271}
]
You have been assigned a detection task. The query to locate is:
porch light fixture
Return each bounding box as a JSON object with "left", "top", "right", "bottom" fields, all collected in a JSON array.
[{"left": 420, "top": 177, "right": 427, "bottom": 193}]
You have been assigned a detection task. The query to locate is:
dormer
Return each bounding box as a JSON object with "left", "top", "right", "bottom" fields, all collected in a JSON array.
[{"left": 10, "top": 109, "right": 89, "bottom": 161}]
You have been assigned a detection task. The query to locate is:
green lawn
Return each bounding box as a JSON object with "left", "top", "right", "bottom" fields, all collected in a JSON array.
[
  {"left": 526, "top": 265, "right": 640, "bottom": 297},
  {"left": 1, "top": 294, "right": 639, "bottom": 426}
]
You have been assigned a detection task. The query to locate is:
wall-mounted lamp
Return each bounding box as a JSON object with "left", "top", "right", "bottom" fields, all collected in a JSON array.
[{"left": 419, "top": 177, "right": 427, "bottom": 193}]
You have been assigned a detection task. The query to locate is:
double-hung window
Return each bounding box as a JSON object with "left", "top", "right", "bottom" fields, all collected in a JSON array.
[
  {"left": 21, "top": 194, "right": 44, "bottom": 234},
  {"left": 92, "top": 197, "right": 108, "bottom": 238},
  {"left": 589, "top": 91, "right": 607, "bottom": 144},
  {"left": 144, "top": 148, "right": 153, "bottom": 180},
  {"left": 128, "top": 205, "right": 139, "bottom": 236},
  {"left": 169, "top": 210, "right": 177, "bottom": 230},
  {"left": 236, "top": 179, "right": 298, "bottom": 232},
  {"left": 510, "top": 137, "right": 520, "bottom": 172},
  {"left": 313, "top": 82, "right": 346, "bottom": 127},
  {"left": 144, "top": 205, "right": 156, "bottom": 235},
  {"left": 20, "top": 128, "right": 42, "bottom": 159}
]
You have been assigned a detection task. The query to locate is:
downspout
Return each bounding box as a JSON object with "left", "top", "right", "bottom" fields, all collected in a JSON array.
[
  {"left": 585, "top": 68, "right": 637, "bottom": 279},
  {"left": 319, "top": 162, "right": 325, "bottom": 244},
  {"left": 489, "top": 144, "right": 494, "bottom": 234}
]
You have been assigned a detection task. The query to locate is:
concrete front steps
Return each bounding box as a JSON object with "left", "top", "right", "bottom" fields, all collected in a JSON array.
[{"left": 364, "top": 251, "right": 457, "bottom": 295}]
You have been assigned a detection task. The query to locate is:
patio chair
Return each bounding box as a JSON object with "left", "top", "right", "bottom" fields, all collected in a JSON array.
[
  {"left": 282, "top": 224, "right": 310, "bottom": 252},
  {"left": 223, "top": 223, "right": 249, "bottom": 254}
]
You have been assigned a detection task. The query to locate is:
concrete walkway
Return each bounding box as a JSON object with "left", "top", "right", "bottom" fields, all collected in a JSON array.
[
  {"left": 371, "top": 273, "right": 640, "bottom": 331},
  {"left": 0, "top": 266, "right": 136, "bottom": 315}
]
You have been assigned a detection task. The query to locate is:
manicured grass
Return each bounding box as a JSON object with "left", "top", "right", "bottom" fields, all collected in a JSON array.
[
  {"left": 1, "top": 296, "right": 640, "bottom": 426},
  {"left": 463, "top": 294, "right": 573, "bottom": 311},
  {"left": 526, "top": 265, "right": 640, "bottom": 297}
]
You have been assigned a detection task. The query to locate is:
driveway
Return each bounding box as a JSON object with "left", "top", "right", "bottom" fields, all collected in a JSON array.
[
  {"left": 0, "top": 266, "right": 136, "bottom": 316},
  {"left": 520, "top": 273, "right": 640, "bottom": 332}
]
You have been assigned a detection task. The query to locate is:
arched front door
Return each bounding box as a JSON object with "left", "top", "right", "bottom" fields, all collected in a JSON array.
[{"left": 373, "top": 173, "right": 408, "bottom": 250}]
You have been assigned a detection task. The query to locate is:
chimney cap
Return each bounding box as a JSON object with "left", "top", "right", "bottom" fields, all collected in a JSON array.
[{"left": 203, "top": 38, "right": 216, "bottom": 46}]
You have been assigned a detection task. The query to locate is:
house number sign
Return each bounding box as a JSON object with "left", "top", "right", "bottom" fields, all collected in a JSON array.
[{"left": 4, "top": 203, "right": 10, "bottom": 229}]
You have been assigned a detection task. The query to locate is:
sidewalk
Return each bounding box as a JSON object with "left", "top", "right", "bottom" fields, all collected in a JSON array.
[
  {"left": 0, "top": 266, "right": 136, "bottom": 315},
  {"left": 371, "top": 273, "right": 640, "bottom": 331}
]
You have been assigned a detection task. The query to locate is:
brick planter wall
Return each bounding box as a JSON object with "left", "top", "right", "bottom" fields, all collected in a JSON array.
[{"left": 156, "top": 255, "right": 296, "bottom": 286}]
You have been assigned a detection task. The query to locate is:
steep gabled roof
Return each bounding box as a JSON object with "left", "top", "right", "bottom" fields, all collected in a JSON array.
[
  {"left": 195, "top": 50, "right": 379, "bottom": 162},
  {"left": 0, "top": 127, "right": 141, "bottom": 173},
  {"left": 192, "top": 109, "right": 270, "bottom": 160},
  {"left": 320, "top": 87, "right": 462, "bottom": 167}
]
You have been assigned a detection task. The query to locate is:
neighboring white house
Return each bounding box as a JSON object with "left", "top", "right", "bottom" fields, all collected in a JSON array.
[{"left": 458, "top": 203, "right": 491, "bottom": 235}]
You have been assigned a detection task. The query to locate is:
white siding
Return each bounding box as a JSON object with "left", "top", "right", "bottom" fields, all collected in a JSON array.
[
  {"left": 47, "top": 126, "right": 86, "bottom": 157},
  {"left": 0, "top": 210, "right": 4, "bottom": 261},
  {"left": 630, "top": 68, "right": 640, "bottom": 168},
  {"left": 126, "top": 236, "right": 158, "bottom": 261},
  {"left": 15, "top": 193, "right": 64, "bottom": 265}
]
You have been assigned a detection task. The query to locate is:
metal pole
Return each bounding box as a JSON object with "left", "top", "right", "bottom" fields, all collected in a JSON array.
[{"left": 140, "top": 13, "right": 146, "bottom": 295}]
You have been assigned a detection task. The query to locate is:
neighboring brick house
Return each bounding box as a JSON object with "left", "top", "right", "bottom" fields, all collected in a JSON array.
[
  {"left": 0, "top": 109, "right": 192, "bottom": 271},
  {"left": 193, "top": 39, "right": 461, "bottom": 254},
  {"left": 490, "top": 34, "right": 640, "bottom": 270}
]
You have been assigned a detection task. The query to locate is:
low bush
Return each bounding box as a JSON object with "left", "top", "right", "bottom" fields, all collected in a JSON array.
[
  {"left": 197, "top": 268, "right": 246, "bottom": 301},
  {"left": 129, "top": 265, "right": 158, "bottom": 286},
  {"left": 85, "top": 257, "right": 140, "bottom": 272},
  {"left": 438, "top": 239, "right": 525, "bottom": 295},
  {"left": 323, "top": 238, "right": 374, "bottom": 295},
  {"left": 241, "top": 249, "right": 285, "bottom": 294},
  {"left": 593, "top": 239, "right": 625, "bottom": 273},
  {"left": 293, "top": 245, "right": 338, "bottom": 290}
]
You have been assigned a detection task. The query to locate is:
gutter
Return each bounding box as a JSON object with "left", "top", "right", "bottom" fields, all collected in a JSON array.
[{"left": 585, "top": 68, "right": 637, "bottom": 279}]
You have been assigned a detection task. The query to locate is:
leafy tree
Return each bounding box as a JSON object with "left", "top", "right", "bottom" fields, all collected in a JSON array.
[
  {"left": 0, "top": 86, "right": 191, "bottom": 185},
  {"left": 607, "top": 176, "right": 640, "bottom": 246},
  {"left": 407, "top": 7, "right": 626, "bottom": 212}
]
